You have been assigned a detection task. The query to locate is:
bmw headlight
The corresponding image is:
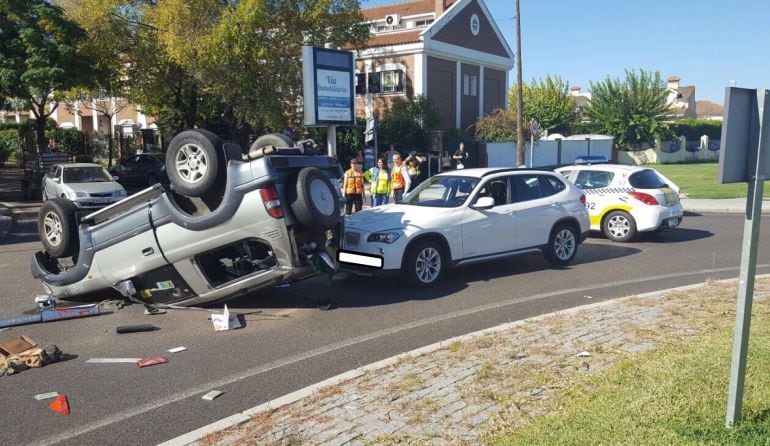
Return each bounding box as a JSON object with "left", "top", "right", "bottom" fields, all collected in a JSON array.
[
  {"left": 115, "top": 189, "right": 127, "bottom": 197},
  {"left": 367, "top": 230, "right": 403, "bottom": 244}
]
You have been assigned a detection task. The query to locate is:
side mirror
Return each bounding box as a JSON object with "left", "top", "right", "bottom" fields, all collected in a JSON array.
[
  {"left": 53, "top": 177, "right": 61, "bottom": 183},
  {"left": 472, "top": 196, "right": 495, "bottom": 209},
  {"left": 113, "top": 175, "right": 120, "bottom": 181}
]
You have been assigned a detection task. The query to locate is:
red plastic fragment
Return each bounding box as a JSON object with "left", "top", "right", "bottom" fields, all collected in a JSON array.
[
  {"left": 49, "top": 395, "right": 70, "bottom": 416},
  {"left": 136, "top": 355, "right": 169, "bottom": 368}
]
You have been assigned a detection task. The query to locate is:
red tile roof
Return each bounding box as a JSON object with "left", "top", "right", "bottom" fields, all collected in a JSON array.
[
  {"left": 364, "top": 29, "right": 423, "bottom": 48},
  {"left": 362, "top": 0, "right": 436, "bottom": 21}
]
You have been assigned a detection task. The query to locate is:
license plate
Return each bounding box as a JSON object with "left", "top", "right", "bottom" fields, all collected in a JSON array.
[
  {"left": 89, "top": 197, "right": 113, "bottom": 204},
  {"left": 338, "top": 250, "right": 383, "bottom": 269}
]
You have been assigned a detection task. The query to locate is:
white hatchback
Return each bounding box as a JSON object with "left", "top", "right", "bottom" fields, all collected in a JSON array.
[
  {"left": 555, "top": 164, "right": 683, "bottom": 242},
  {"left": 339, "top": 168, "right": 590, "bottom": 287}
]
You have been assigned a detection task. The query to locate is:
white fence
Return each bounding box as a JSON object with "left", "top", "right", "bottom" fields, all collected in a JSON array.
[{"left": 486, "top": 136, "right": 614, "bottom": 168}]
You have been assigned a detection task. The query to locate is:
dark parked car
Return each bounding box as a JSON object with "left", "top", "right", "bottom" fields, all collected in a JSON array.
[{"left": 109, "top": 153, "right": 167, "bottom": 187}]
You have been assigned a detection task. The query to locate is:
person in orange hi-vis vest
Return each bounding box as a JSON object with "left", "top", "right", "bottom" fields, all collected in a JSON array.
[
  {"left": 342, "top": 157, "right": 365, "bottom": 214},
  {"left": 390, "top": 153, "right": 411, "bottom": 202}
]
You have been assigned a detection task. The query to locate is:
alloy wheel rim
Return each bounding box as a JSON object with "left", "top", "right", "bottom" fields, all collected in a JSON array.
[
  {"left": 608, "top": 215, "right": 630, "bottom": 238},
  {"left": 415, "top": 247, "right": 441, "bottom": 283},
  {"left": 554, "top": 229, "right": 576, "bottom": 260},
  {"left": 175, "top": 143, "right": 208, "bottom": 184},
  {"left": 44, "top": 212, "right": 62, "bottom": 247}
]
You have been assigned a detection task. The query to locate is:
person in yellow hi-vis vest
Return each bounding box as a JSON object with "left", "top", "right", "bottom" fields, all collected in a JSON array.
[
  {"left": 390, "top": 153, "right": 411, "bottom": 202},
  {"left": 363, "top": 158, "right": 391, "bottom": 207},
  {"left": 342, "top": 158, "right": 365, "bottom": 214}
]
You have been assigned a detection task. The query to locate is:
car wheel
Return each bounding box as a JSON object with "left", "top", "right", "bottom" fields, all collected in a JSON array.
[
  {"left": 289, "top": 167, "right": 340, "bottom": 230},
  {"left": 38, "top": 198, "right": 79, "bottom": 258},
  {"left": 603, "top": 210, "right": 637, "bottom": 242},
  {"left": 250, "top": 133, "right": 293, "bottom": 152},
  {"left": 545, "top": 223, "right": 578, "bottom": 266},
  {"left": 404, "top": 240, "right": 445, "bottom": 287},
  {"left": 166, "top": 129, "right": 224, "bottom": 197}
]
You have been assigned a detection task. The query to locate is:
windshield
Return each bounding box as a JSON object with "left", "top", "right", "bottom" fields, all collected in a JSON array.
[
  {"left": 63, "top": 167, "right": 113, "bottom": 183},
  {"left": 402, "top": 175, "right": 479, "bottom": 208},
  {"left": 629, "top": 169, "right": 667, "bottom": 189}
]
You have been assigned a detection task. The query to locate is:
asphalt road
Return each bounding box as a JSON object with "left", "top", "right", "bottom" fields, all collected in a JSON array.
[{"left": 2, "top": 198, "right": 770, "bottom": 445}]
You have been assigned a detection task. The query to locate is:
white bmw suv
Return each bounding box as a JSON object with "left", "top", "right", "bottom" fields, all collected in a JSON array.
[{"left": 339, "top": 168, "right": 590, "bottom": 287}]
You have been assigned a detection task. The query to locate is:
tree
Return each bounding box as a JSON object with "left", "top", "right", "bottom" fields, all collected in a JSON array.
[
  {"left": 586, "top": 69, "right": 671, "bottom": 150},
  {"left": 474, "top": 75, "right": 579, "bottom": 142},
  {"left": 0, "top": 0, "right": 97, "bottom": 152},
  {"left": 378, "top": 96, "right": 440, "bottom": 154}
]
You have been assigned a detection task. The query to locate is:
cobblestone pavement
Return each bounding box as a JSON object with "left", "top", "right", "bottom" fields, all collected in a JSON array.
[{"left": 178, "top": 279, "right": 769, "bottom": 446}]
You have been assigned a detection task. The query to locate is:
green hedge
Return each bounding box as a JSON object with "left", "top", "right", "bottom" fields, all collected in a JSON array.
[
  {"left": 668, "top": 118, "right": 722, "bottom": 140},
  {"left": 0, "top": 129, "right": 23, "bottom": 164}
]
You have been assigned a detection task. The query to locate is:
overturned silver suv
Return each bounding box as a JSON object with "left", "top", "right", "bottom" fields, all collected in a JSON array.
[{"left": 33, "top": 130, "right": 342, "bottom": 306}]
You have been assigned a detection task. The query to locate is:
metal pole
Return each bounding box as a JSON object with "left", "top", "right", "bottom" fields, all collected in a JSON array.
[
  {"left": 515, "top": 0, "right": 524, "bottom": 166},
  {"left": 529, "top": 133, "right": 534, "bottom": 167},
  {"left": 327, "top": 125, "right": 337, "bottom": 158}
]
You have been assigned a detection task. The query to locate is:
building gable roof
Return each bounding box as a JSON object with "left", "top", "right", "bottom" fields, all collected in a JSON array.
[
  {"left": 361, "top": 0, "right": 436, "bottom": 21},
  {"left": 364, "top": 29, "right": 423, "bottom": 48},
  {"left": 696, "top": 100, "right": 724, "bottom": 117},
  {"left": 421, "top": 0, "right": 514, "bottom": 63}
]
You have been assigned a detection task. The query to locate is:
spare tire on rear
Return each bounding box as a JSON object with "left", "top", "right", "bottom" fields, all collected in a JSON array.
[
  {"left": 38, "top": 198, "right": 79, "bottom": 258},
  {"left": 288, "top": 167, "right": 340, "bottom": 231},
  {"left": 166, "top": 129, "right": 225, "bottom": 197}
]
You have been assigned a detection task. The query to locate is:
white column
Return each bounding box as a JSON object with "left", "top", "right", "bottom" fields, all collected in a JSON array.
[
  {"left": 455, "top": 60, "right": 461, "bottom": 129},
  {"left": 478, "top": 66, "right": 485, "bottom": 117},
  {"left": 364, "top": 59, "right": 373, "bottom": 121},
  {"left": 92, "top": 98, "right": 98, "bottom": 133},
  {"left": 74, "top": 102, "right": 82, "bottom": 130},
  {"left": 15, "top": 111, "right": 21, "bottom": 123},
  {"left": 137, "top": 107, "right": 147, "bottom": 128},
  {"left": 111, "top": 98, "right": 118, "bottom": 128},
  {"left": 414, "top": 54, "right": 424, "bottom": 97}
]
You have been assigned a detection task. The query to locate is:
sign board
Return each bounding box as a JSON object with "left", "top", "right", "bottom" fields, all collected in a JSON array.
[
  {"left": 530, "top": 118, "right": 540, "bottom": 136},
  {"left": 718, "top": 87, "right": 770, "bottom": 183},
  {"left": 302, "top": 46, "right": 355, "bottom": 126}
]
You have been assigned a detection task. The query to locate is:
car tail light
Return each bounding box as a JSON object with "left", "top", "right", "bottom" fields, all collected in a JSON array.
[
  {"left": 259, "top": 185, "right": 284, "bottom": 218},
  {"left": 628, "top": 191, "right": 659, "bottom": 205},
  {"left": 580, "top": 193, "right": 586, "bottom": 206}
]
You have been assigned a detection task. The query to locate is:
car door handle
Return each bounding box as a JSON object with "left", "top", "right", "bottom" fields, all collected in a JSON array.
[{"left": 142, "top": 247, "right": 155, "bottom": 256}]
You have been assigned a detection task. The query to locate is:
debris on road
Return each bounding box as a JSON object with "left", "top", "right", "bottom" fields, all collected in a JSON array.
[
  {"left": 0, "top": 302, "right": 100, "bottom": 329},
  {"left": 116, "top": 324, "right": 159, "bottom": 334},
  {"left": 211, "top": 305, "right": 241, "bottom": 331},
  {"left": 34, "top": 392, "right": 60, "bottom": 401},
  {"left": 0, "top": 336, "right": 62, "bottom": 376},
  {"left": 86, "top": 358, "right": 143, "bottom": 363},
  {"left": 136, "top": 356, "right": 169, "bottom": 368},
  {"left": 577, "top": 351, "right": 592, "bottom": 357},
  {"left": 202, "top": 390, "right": 224, "bottom": 401},
  {"left": 167, "top": 347, "right": 187, "bottom": 353},
  {"left": 144, "top": 306, "right": 167, "bottom": 315},
  {"left": 49, "top": 395, "right": 70, "bottom": 416}
]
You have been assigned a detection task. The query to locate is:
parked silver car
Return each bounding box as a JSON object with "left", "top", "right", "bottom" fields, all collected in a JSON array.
[
  {"left": 42, "top": 163, "right": 127, "bottom": 209},
  {"left": 33, "top": 130, "right": 343, "bottom": 307}
]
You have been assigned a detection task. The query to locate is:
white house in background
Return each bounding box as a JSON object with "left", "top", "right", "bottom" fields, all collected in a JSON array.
[
  {"left": 354, "top": 0, "right": 515, "bottom": 131},
  {"left": 665, "top": 75, "right": 696, "bottom": 119}
]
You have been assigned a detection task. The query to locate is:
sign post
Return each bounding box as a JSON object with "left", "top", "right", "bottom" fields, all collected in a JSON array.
[
  {"left": 720, "top": 87, "right": 770, "bottom": 428},
  {"left": 529, "top": 118, "right": 539, "bottom": 167},
  {"left": 302, "top": 46, "right": 355, "bottom": 157}
]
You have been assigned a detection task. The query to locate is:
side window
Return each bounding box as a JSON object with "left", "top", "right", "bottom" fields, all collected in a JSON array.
[
  {"left": 512, "top": 175, "right": 543, "bottom": 202},
  {"left": 539, "top": 175, "right": 565, "bottom": 197},
  {"left": 575, "top": 170, "right": 613, "bottom": 189},
  {"left": 478, "top": 178, "right": 509, "bottom": 206}
]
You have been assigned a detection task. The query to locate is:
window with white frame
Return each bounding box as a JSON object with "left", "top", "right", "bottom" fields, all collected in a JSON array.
[
  {"left": 463, "top": 74, "right": 478, "bottom": 97},
  {"left": 380, "top": 70, "right": 403, "bottom": 94}
]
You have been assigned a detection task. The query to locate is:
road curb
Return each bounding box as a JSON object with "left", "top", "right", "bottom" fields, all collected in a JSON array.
[
  {"left": 0, "top": 203, "right": 13, "bottom": 240},
  {"left": 158, "top": 276, "right": 769, "bottom": 446}
]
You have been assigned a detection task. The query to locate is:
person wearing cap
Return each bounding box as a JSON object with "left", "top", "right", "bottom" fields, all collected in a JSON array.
[{"left": 342, "top": 157, "right": 365, "bottom": 214}]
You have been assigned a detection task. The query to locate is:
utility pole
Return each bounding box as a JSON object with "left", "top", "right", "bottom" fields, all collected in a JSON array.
[{"left": 515, "top": 0, "right": 525, "bottom": 166}]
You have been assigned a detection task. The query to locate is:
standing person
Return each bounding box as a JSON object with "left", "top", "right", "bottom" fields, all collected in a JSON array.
[
  {"left": 390, "top": 153, "right": 411, "bottom": 202},
  {"left": 385, "top": 144, "right": 400, "bottom": 171},
  {"left": 452, "top": 142, "right": 469, "bottom": 170},
  {"left": 442, "top": 150, "right": 452, "bottom": 171},
  {"left": 405, "top": 157, "right": 421, "bottom": 192},
  {"left": 342, "top": 158, "right": 365, "bottom": 215},
  {"left": 364, "top": 158, "right": 391, "bottom": 207},
  {"left": 429, "top": 144, "right": 441, "bottom": 176}
]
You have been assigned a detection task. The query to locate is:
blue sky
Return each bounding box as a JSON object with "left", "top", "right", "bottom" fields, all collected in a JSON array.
[{"left": 361, "top": 0, "right": 770, "bottom": 104}]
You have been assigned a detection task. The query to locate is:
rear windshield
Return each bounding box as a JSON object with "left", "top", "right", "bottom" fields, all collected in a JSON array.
[{"left": 629, "top": 169, "right": 667, "bottom": 189}]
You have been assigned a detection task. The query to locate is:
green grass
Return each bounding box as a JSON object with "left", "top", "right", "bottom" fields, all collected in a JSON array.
[
  {"left": 645, "top": 162, "right": 770, "bottom": 199},
  {"left": 491, "top": 305, "right": 770, "bottom": 446}
]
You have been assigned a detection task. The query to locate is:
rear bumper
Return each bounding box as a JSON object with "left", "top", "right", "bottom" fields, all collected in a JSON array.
[{"left": 634, "top": 204, "right": 684, "bottom": 232}]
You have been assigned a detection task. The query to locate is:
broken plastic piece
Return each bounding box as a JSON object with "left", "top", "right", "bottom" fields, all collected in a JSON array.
[
  {"left": 49, "top": 395, "right": 70, "bottom": 416},
  {"left": 167, "top": 347, "right": 186, "bottom": 353},
  {"left": 202, "top": 390, "right": 224, "bottom": 401},
  {"left": 136, "top": 356, "right": 169, "bottom": 368},
  {"left": 34, "top": 391, "right": 59, "bottom": 400},
  {"left": 211, "top": 305, "right": 241, "bottom": 331},
  {"left": 577, "top": 351, "right": 592, "bottom": 357}
]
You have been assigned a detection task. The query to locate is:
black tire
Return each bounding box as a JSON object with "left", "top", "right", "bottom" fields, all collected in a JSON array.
[
  {"left": 603, "top": 210, "right": 637, "bottom": 242},
  {"left": 544, "top": 223, "right": 578, "bottom": 266},
  {"left": 404, "top": 240, "right": 445, "bottom": 287},
  {"left": 288, "top": 167, "right": 340, "bottom": 230},
  {"left": 38, "top": 198, "right": 79, "bottom": 258},
  {"left": 250, "top": 133, "right": 293, "bottom": 152},
  {"left": 166, "top": 129, "right": 224, "bottom": 197}
]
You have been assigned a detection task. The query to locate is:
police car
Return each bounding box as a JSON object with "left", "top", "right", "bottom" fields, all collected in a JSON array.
[{"left": 555, "top": 164, "right": 683, "bottom": 242}]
